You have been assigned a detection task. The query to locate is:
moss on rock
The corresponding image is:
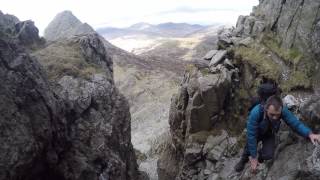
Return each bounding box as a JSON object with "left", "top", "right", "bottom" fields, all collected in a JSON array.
[
  {"left": 234, "top": 44, "right": 281, "bottom": 81},
  {"left": 282, "top": 70, "right": 312, "bottom": 92},
  {"left": 262, "top": 33, "right": 303, "bottom": 66}
]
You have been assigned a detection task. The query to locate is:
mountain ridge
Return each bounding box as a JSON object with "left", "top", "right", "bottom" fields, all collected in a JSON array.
[
  {"left": 44, "top": 10, "right": 95, "bottom": 41},
  {"left": 97, "top": 22, "right": 207, "bottom": 39}
]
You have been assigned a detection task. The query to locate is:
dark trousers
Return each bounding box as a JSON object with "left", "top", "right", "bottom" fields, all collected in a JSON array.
[{"left": 241, "top": 132, "right": 276, "bottom": 162}]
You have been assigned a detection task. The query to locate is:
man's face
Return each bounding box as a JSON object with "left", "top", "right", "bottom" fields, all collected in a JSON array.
[{"left": 266, "top": 105, "right": 282, "bottom": 121}]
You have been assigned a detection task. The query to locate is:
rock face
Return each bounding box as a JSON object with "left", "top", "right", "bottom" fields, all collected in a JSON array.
[
  {"left": 235, "top": 0, "right": 320, "bottom": 58},
  {"left": 0, "top": 27, "right": 65, "bottom": 180},
  {"left": 34, "top": 33, "right": 139, "bottom": 180},
  {"left": 158, "top": 0, "right": 320, "bottom": 179},
  {"left": 300, "top": 95, "right": 320, "bottom": 129},
  {"left": 0, "top": 11, "right": 44, "bottom": 48},
  {"left": 231, "top": 0, "right": 320, "bottom": 92},
  {"left": 157, "top": 49, "right": 236, "bottom": 179},
  {"left": 0, "top": 12, "right": 139, "bottom": 180},
  {"left": 0, "top": 10, "right": 19, "bottom": 38},
  {"left": 158, "top": 51, "right": 320, "bottom": 180},
  {"left": 44, "top": 11, "right": 95, "bottom": 41},
  {"left": 170, "top": 66, "right": 232, "bottom": 138}
]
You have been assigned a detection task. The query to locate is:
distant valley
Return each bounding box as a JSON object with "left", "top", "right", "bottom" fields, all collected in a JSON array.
[{"left": 97, "top": 22, "right": 231, "bottom": 61}]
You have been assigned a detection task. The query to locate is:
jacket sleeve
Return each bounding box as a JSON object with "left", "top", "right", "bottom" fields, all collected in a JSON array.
[
  {"left": 246, "top": 105, "right": 262, "bottom": 158},
  {"left": 282, "top": 106, "right": 312, "bottom": 138}
]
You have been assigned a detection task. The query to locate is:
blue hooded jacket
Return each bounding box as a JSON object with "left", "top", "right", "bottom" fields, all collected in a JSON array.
[{"left": 246, "top": 104, "right": 312, "bottom": 158}]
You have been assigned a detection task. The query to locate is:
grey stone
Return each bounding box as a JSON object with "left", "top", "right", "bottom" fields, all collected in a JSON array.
[
  {"left": 225, "top": 137, "right": 239, "bottom": 157},
  {"left": 234, "top": 15, "right": 247, "bottom": 36},
  {"left": 282, "top": 95, "right": 299, "bottom": 109},
  {"left": 186, "top": 72, "right": 230, "bottom": 134},
  {"left": 14, "top": 20, "right": 44, "bottom": 47},
  {"left": 300, "top": 96, "right": 320, "bottom": 124},
  {"left": 203, "top": 130, "right": 228, "bottom": 154},
  {"left": 312, "top": 21, "right": 320, "bottom": 57},
  {"left": 184, "top": 142, "right": 204, "bottom": 164},
  {"left": 218, "top": 28, "right": 233, "bottom": 49},
  {"left": 209, "top": 50, "right": 227, "bottom": 67},
  {"left": 205, "top": 160, "right": 215, "bottom": 171},
  {"left": 305, "top": 144, "right": 320, "bottom": 177},
  {"left": 192, "top": 59, "right": 209, "bottom": 69},
  {"left": 0, "top": 12, "right": 43, "bottom": 49},
  {"left": 264, "top": 142, "right": 315, "bottom": 180},
  {"left": 238, "top": 37, "right": 253, "bottom": 47},
  {"left": 207, "top": 139, "right": 228, "bottom": 162},
  {"left": 223, "top": 58, "right": 235, "bottom": 69},
  {"left": 208, "top": 173, "right": 219, "bottom": 180},
  {"left": 251, "top": 20, "right": 265, "bottom": 37},
  {"left": 203, "top": 169, "right": 212, "bottom": 175},
  {"left": 203, "top": 50, "right": 218, "bottom": 60},
  {"left": 209, "top": 64, "right": 224, "bottom": 74},
  {"left": 243, "top": 16, "right": 256, "bottom": 36},
  {"left": 209, "top": 65, "right": 232, "bottom": 84}
]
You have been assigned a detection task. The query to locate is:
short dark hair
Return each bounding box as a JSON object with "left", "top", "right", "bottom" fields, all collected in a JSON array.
[{"left": 265, "top": 95, "right": 283, "bottom": 111}]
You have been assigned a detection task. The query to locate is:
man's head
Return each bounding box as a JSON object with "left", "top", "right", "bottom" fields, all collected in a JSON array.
[{"left": 265, "top": 95, "right": 283, "bottom": 121}]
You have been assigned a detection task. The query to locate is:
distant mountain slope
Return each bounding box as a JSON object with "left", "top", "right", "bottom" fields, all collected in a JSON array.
[
  {"left": 130, "top": 25, "right": 230, "bottom": 62},
  {"left": 98, "top": 22, "right": 228, "bottom": 63},
  {"left": 97, "top": 22, "right": 207, "bottom": 39}
]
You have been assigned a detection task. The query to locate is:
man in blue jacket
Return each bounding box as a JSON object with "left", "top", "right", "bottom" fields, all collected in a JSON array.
[{"left": 234, "top": 95, "right": 320, "bottom": 172}]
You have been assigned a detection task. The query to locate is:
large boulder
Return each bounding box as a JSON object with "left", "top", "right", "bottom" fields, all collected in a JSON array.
[
  {"left": 234, "top": 15, "right": 247, "bottom": 36},
  {"left": 158, "top": 60, "right": 233, "bottom": 179},
  {"left": 169, "top": 66, "right": 231, "bottom": 145}
]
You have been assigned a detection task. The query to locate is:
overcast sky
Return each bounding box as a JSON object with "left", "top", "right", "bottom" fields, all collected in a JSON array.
[{"left": 0, "top": 0, "right": 258, "bottom": 34}]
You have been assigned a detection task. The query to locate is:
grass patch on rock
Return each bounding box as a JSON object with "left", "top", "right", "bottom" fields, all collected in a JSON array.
[
  {"left": 281, "top": 70, "right": 312, "bottom": 92},
  {"left": 261, "top": 33, "right": 315, "bottom": 92},
  {"left": 234, "top": 44, "right": 281, "bottom": 81},
  {"left": 33, "top": 41, "right": 103, "bottom": 81},
  {"left": 262, "top": 33, "right": 303, "bottom": 66}
]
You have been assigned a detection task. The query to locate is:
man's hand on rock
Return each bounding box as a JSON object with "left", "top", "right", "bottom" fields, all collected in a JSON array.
[
  {"left": 309, "top": 133, "right": 320, "bottom": 145},
  {"left": 249, "top": 156, "right": 258, "bottom": 173}
]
